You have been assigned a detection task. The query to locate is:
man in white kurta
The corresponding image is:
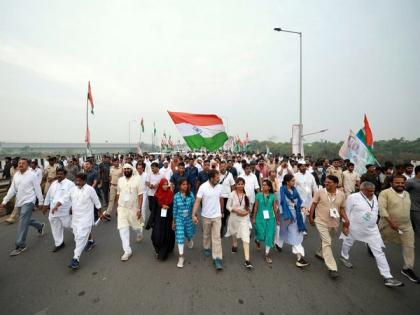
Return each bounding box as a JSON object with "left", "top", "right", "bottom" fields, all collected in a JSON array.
[
  {"left": 43, "top": 168, "right": 75, "bottom": 251},
  {"left": 339, "top": 182, "right": 403, "bottom": 286},
  {"left": 294, "top": 163, "right": 318, "bottom": 209},
  {"left": 115, "top": 164, "right": 144, "bottom": 261},
  {"left": 68, "top": 173, "right": 102, "bottom": 269}
]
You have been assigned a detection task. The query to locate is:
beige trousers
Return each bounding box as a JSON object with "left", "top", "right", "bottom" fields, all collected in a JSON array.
[
  {"left": 315, "top": 222, "right": 338, "bottom": 271},
  {"left": 107, "top": 185, "right": 118, "bottom": 214},
  {"left": 202, "top": 216, "right": 223, "bottom": 260}
]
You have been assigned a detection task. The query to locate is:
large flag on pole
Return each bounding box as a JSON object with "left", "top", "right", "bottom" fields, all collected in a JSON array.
[
  {"left": 339, "top": 130, "right": 377, "bottom": 175},
  {"left": 356, "top": 114, "right": 373, "bottom": 149},
  {"left": 168, "top": 111, "right": 228, "bottom": 151},
  {"left": 87, "top": 81, "right": 94, "bottom": 114}
]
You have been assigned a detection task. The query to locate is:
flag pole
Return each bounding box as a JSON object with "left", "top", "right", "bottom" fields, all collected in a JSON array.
[{"left": 86, "top": 88, "right": 90, "bottom": 157}]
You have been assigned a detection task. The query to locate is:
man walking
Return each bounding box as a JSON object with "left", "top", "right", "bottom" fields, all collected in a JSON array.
[
  {"left": 309, "top": 175, "right": 349, "bottom": 279},
  {"left": 340, "top": 181, "right": 403, "bottom": 287},
  {"left": 67, "top": 173, "right": 102, "bottom": 270},
  {"left": 43, "top": 168, "right": 75, "bottom": 252},
  {"left": 0, "top": 158, "right": 45, "bottom": 256},
  {"left": 379, "top": 175, "right": 419, "bottom": 283},
  {"left": 192, "top": 170, "right": 224, "bottom": 270}
]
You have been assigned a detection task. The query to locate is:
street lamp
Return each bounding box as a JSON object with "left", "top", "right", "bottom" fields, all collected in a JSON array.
[
  {"left": 302, "top": 129, "right": 328, "bottom": 140},
  {"left": 128, "top": 120, "right": 137, "bottom": 152},
  {"left": 274, "top": 27, "right": 303, "bottom": 154}
]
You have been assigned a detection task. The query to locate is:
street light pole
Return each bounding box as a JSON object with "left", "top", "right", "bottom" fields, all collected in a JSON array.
[{"left": 274, "top": 27, "right": 303, "bottom": 154}]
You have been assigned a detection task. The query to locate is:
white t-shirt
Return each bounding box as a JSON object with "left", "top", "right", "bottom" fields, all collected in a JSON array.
[
  {"left": 238, "top": 173, "right": 260, "bottom": 204},
  {"left": 197, "top": 181, "right": 223, "bottom": 219},
  {"left": 160, "top": 166, "right": 173, "bottom": 181},
  {"left": 146, "top": 172, "right": 163, "bottom": 196},
  {"left": 219, "top": 171, "right": 235, "bottom": 198}
]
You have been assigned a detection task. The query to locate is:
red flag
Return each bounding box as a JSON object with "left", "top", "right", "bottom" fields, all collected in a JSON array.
[
  {"left": 85, "top": 126, "right": 90, "bottom": 144},
  {"left": 364, "top": 114, "right": 373, "bottom": 147},
  {"left": 88, "top": 81, "right": 94, "bottom": 114}
]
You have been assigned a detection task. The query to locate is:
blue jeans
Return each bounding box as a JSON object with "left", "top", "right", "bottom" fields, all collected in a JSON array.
[{"left": 16, "top": 202, "right": 43, "bottom": 248}]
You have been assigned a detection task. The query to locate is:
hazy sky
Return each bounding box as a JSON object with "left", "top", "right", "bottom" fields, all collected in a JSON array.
[{"left": 0, "top": 0, "right": 419, "bottom": 144}]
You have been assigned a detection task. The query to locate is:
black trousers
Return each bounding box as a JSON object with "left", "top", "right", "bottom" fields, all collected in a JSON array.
[{"left": 221, "top": 197, "right": 229, "bottom": 237}]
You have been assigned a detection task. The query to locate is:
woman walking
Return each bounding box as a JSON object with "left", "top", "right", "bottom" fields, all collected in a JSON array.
[
  {"left": 278, "top": 174, "right": 309, "bottom": 268},
  {"left": 172, "top": 178, "right": 196, "bottom": 268},
  {"left": 253, "top": 179, "right": 278, "bottom": 264},
  {"left": 225, "top": 177, "right": 254, "bottom": 269},
  {"left": 151, "top": 178, "right": 175, "bottom": 260}
]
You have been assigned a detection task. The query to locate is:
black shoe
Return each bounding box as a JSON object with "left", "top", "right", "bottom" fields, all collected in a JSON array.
[
  {"left": 244, "top": 260, "right": 254, "bottom": 269},
  {"left": 68, "top": 258, "right": 80, "bottom": 270},
  {"left": 296, "top": 257, "right": 310, "bottom": 268},
  {"left": 401, "top": 268, "right": 420, "bottom": 283},
  {"left": 84, "top": 240, "right": 96, "bottom": 252},
  {"left": 38, "top": 223, "right": 46, "bottom": 235},
  {"left": 145, "top": 224, "right": 151, "bottom": 231},
  {"left": 231, "top": 246, "right": 238, "bottom": 253},
  {"left": 52, "top": 242, "right": 65, "bottom": 252},
  {"left": 329, "top": 270, "right": 339, "bottom": 279},
  {"left": 275, "top": 244, "right": 282, "bottom": 252}
]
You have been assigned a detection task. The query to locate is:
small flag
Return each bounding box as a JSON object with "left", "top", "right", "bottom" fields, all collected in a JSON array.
[
  {"left": 87, "top": 81, "right": 94, "bottom": 114},
  {"left": 140, "top": 118, "right": 144, "bottom": 133},
  {"left": 356, "top": 114, "right": 374, "bottom": 150}
]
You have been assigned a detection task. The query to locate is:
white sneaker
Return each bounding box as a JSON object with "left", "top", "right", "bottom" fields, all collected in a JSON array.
[
  {"left": 187, "top": 240, "right": 194, "bottom": 249},
  {"left": 121, "top": 252, "right": 132, "bottom": 261},
  {"left": 177, "top": 256, "right": 185, "bottom": 268},
  {"left": 136, "top": 232, "right": 143, "bottom": 243}
]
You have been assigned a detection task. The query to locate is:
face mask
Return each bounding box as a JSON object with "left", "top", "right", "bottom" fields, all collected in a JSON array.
[{"left": 318, "top": 167, "right": 323, "bottom": 173}]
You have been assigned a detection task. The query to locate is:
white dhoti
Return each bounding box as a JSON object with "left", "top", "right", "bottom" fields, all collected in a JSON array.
[{"left": 49, "top": 215, "right": 72, "bottom": 246}]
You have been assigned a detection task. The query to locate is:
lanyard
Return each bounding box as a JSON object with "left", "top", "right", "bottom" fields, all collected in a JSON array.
[
  {"left": 360, "top": 193, "right": 375, "bottom": 211},
  {"left": 219, "top": 172, "right": 229, "bottom": 185},
  {"left": 237, "top": 192, "right": 245, "bottom": 207},
  {"left": 324, "top": 188, "right": 336, "bottom": 204},
  {"left": 262, "top": 193, "right": 270, "bottom": 208}
]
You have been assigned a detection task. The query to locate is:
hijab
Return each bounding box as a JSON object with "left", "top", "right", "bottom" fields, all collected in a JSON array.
[{"left": 155, "top": 178, "right": 174, "bottom": 207}]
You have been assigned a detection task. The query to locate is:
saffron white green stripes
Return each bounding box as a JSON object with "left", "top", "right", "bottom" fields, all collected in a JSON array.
[{"left": 168, "top": 111, "right": 228, "bottom": 151}]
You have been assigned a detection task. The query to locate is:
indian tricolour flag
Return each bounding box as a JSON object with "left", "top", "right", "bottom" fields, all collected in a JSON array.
[{"left": 168, "top": 111, "right": 228, "bottom": 151}]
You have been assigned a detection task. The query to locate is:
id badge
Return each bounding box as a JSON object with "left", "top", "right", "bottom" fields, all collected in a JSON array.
[
  {"left": 263, "top": 210, "right": 270, "bottom": 220},
  {"left": 362, "top": 212, "right": 372, "bottom": 223},
  {"left": 123, "top": 193, "right": 130, "bottom": 202},
  {"left": 161, "top": 208, "right": 168, "bottom": 217},
  {"left": 182, "top": 209, "right": 189, "bottom": 217},
  {"left": 329, "top": 208, "right": 339, "bottom": 219}
]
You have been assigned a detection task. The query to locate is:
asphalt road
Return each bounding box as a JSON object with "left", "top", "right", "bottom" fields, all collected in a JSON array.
[{"left": 0, "top": 211, "right": 419, "bottom": 315}]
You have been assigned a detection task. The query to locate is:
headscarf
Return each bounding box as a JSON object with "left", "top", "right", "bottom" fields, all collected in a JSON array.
[
  {"left": 155, "top": 178, "right": 174, "bottom": 207},
  {"left": 279, "top": 185, "right": 306, "bottom": 232}
]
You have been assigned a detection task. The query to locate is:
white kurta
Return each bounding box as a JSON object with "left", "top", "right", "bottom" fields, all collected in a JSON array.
[
  {"left": 225, "top": 191, "right": 251, "bottom": 242},
  {"left": 117, "top": 175, "right": 144, "bottom": 230},
  {"left": 44, "top": 179, "right": 75, "bottom": 218},
  {"left": 69, "top": 184, "right": 101, "bottom": 229},
  {"left": 341, "top": 192, "right": 384, "bottom": 247},
  {"left": 294, "top": 171, "right": 318, "bottom": 209}
]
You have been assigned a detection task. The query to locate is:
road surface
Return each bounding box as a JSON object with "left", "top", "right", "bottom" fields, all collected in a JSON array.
[{"left": 0, "top": 212, "right": 419, "bottom": 315}]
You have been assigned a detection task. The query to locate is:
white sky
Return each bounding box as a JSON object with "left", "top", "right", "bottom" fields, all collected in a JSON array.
[{"left": 0, "top": 0, "right": 419, "bottom": 144}]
